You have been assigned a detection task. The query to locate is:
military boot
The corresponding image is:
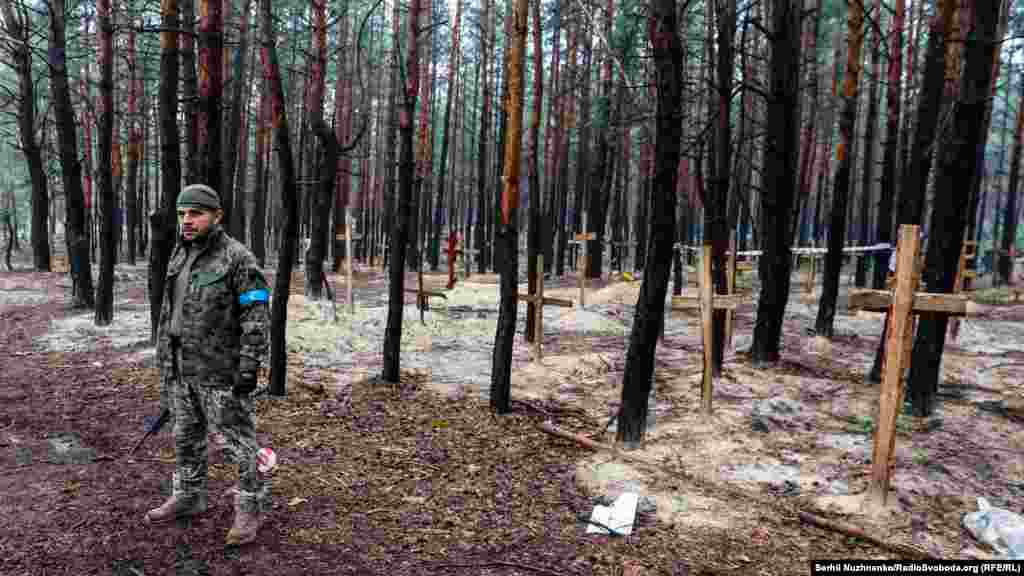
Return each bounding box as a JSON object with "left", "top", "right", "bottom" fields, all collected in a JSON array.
[
  {"left": 225, "top": 502, "right": 263, "bottom": 546},
  {"left": 145, "top": 492, "right": 208, "bottom": 524}
]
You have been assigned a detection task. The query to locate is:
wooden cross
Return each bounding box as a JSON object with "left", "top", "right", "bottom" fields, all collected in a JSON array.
[
  {"left": 462, "top": 225, "right": 480, "bottom": 279},
  {"left": 670, "top": 245, "right": 747, "bottom": 415},
  {"left": 334, "top": 207, "right": 364, "bottom": 314},
  {"left": 847, "top": 225, "right": 975, "bottom": 508},
  {"left": 804, "top": 242, "right": 821, "bottom": 294},
  {"left": 611, "top": 240, "right": 639, "bottom": 273},
  {"left": 569, "top": 213, "right": 597, "bottom": 309},
  {"left": 403, "top": 250, "right": 447, "bottom": 325},
  {"left": 515, "top": 254, "right": 573, "bottom": 359}
]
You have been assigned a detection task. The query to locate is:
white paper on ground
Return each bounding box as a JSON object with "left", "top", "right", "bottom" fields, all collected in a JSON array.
[{"left": 586, "top": 492, "right": 639, "bottom": 536}]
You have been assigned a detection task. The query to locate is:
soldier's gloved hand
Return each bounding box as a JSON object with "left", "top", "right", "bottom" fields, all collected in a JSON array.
[{"left": 233, "top": 371, "right": 257, "bottom": 396}]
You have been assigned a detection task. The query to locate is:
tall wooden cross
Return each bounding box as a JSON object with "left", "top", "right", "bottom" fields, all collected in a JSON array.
[
  {"left": 515, "top": 254, "right": 573, "bottom": 359},
  {"left": 462, "top": 225, "right": 480, "bottom": 279},
  {"left": 670, "top": 244, "right": 746, "bottom": 414},
  {"left": 848, "top": 225, "right": 976, "bottom": 508},
  {"left": 334, "top": 207, "right": 364, "bottom": 314},
  {"left": 570, "top": 213, "right": 596, "bottom": 308},
  {"left": 404, "top": 248, "right": 447, "bottom": 325}
]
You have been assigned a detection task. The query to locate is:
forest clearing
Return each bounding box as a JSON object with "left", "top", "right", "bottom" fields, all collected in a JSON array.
[
  {"left": 1, "top": 253, "right": 1022, "bottom": 574},
  {"left": 2, "top": 0, "right": 1024, "bottom": 572}
]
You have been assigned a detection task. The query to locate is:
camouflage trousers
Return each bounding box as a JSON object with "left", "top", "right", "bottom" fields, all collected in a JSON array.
[{"left": 172, "top": 381, "right": 269, "bottom": 514}]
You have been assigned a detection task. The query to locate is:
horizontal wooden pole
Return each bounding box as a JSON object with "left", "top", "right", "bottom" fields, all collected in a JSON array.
[
  {"left": 847, "top": 289, "right": 972, "bottom": 316},
  {"left": 516, "top": 293, "right": 574, "bottom": 308},
  {"left": 403, "top": 289, "right": 448, "bottom": 299},
  {"left": 671, "top": 293, "right": 745, "bottom": 311},
  {"left": 573, "top": 233, "right": 596, "bottom": 241}
]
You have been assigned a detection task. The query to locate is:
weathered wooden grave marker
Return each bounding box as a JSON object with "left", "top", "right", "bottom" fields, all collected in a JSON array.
[
  {"left": 463, "top": 225, "right": 480, "bottom": 279},
  {"left": 404, "top": 249, "right": 447, "bottom": 325},
  {"left": 611, "top": 240, "right": 639, "bottom": 273},
  {"left": 569, "top": 213, "right": 597, "bottom": 309},
  {"left": 848, "top": 225, "right": 975, "bottom": 508},
  {"left": 334, "top": 207, "right": 364, "bottom": 314},
  {"left": 516, "top": 254, "right": 573, "bottom": 359},
  {"left": 670, "top": 245, "right": 746, "bottom": 414}
]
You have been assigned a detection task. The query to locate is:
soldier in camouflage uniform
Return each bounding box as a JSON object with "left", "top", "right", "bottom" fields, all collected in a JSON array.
[{"left": 147, "top": 184, "right": 271, "bottom": 546}]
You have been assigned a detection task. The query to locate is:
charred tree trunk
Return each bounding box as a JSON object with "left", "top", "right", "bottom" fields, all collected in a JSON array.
[
  {"left": 874, "top": 0, "right": 905, "bottom": 289},
  {"left": 95, "top": 0, "right": 115, "bottom": 326},
  {"left": 815, "top": 1, "right": 864, "bottom": 338},
  {"left": 48, "top": 0, "right": 93, "bottom": 307},
  {"left": 149, "top": 0, "right": 181, "bottom": 342},
  {"left": 306, "top": 121, "right": 339, "bottom": 300},
  {"left": 491, "top": 0, "right": 529, "bottom": 414},
  {"left": 856, "top": 0, "right": 881, "bottom": 288},
  {"left": 908, "top": 2, "right": 1001, "bottom": 417},
  {"left": 261, "top": 0, "right": 298, "bottom": 397},
  {"left": 707, "top": 0, "right": 736, "bottom": 371},
  {"left": 616, "top": 0, "right": 681, "bottom": 444},
  {"left": 182, "top": 0, "right": 200, "bottom": 184},
  {"left": 1000, "top": 60, "right": 1023, "bottom": 284},
  {"left": 869, "top": 1, "right": 958, "bottom": 382},
  {"left": 125, "top": 26, "right": 142, "bottom": 266},
  {"left": 224, "top": 0, "right": 252, "bottom": 239},
  {"left": 1, "top": 0, "right": 50, "bottom": 271},
  {"left": 383, "top": 0, "right": 421, "bottom": 383},
  {"left": 751, "top": 0, "right": 801, "bottom": 363},
  {"left": 253, "top": 73, "right": 270, "bottom": 265},
  {"left": 303, "top": 0, "right": 328, "bottom": 300}
]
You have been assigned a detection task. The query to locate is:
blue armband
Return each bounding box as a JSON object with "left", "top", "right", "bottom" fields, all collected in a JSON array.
[{"left": 239, "top": 288, "right": 270, "bottom": 305}]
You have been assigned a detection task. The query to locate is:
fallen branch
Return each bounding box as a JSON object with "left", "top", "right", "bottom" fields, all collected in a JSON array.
[
  {"left": 432, "top": 561, "right": 573, "bottom": 576},
  {"left": 798, "top": 512, "right": 934, "bottom": 559}
]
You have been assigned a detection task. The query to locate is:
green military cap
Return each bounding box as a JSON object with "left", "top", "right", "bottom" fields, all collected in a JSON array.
[{"left": 177, "top": 184, "right": 222, "bottom": 211}]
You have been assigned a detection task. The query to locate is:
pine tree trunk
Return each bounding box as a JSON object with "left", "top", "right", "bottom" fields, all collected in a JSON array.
[
  {"left": 383, "top": 0, "right": 421, "bottom": 383},
  {"left": 573, "top": 27, "right": 592, "bottom": 273},
  {"left": 475, "top": 0, "right": 492, "bottom": 275},
  {"left": 751, "top": 0, "right": 802, "bottom": 363},
  {"left": 1000, "top": 61, "right": 1023, "bottom": 284},
  {"left": 815, "top": 1, "right": 864, "bottom": 338},
  {"left": 616, "top": 0, "right": 681, "bottom": 444},
  {"left": 150, "top": 0, "right": 181, "bottom": 342},
  {"left": 198, "top": 0, "right": 224, "bottom": 200},
  {"left": 224, "top": 0, "right": 252, "bottom": 239},
  {"left": 708, "top": 0, "right": 735, "bottom": 370},
  {"left": 182, "top": 0, "right": 200, "bottom": 184},
  {"left": 431, "top": 0, "right": 461, "bottom": 273},
  {"left": 908, "top": 1, "right": 1001, "bottom": 417},
  {"left": 303, "top": 0, "right": 328, "bottom": 300},
  {"left": 856, "top": 0, "right": 881, "bottom": 288},
  {"left": 253, "top": 72, "right": 269, "bottom": 266},
  {"left": 125, "top": 26, "right": 141, "bottom": 266},
  {"left": 261, "top": 0, "right": 298, "bottom": 397},
  {"left": 874, "top": 0, "right": 905, "bottom": 289},
  {"left": 0, "top": 0, "right": 50, "bottom": 271},
  {"left": 525, "top": 0, "right": 543, "bottom": 344},
  {"left": 95, "top": 0, "right": 115, "bottom": 325},
  {"left": 491, "top": 0, "right": 529, "bottom": 414},
  {"left": 48, "top": 0, "right": 93, "bottom": 307}
]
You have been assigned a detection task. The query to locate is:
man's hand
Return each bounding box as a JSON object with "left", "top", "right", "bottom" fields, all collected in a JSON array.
[{"left": 233, "top": 371, "right": 257, "bottom": 396}]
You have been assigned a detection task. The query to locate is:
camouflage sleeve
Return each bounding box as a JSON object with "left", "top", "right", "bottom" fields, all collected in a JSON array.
[
  {"left": 156, "top": 279, "right": 175, "bottom": 414},
  {"left": 233, "top": 250, "right": 270, "bottom": 375}
]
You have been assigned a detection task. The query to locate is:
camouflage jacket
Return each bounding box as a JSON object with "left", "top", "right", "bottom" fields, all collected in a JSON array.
[{"left": 157, "top": 226, "right": 270, "bottom": 402}]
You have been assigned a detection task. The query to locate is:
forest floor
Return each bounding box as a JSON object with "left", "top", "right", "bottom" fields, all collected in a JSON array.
[{"left": 1, "top": 251, "right": 1023, "bottom": 575}]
